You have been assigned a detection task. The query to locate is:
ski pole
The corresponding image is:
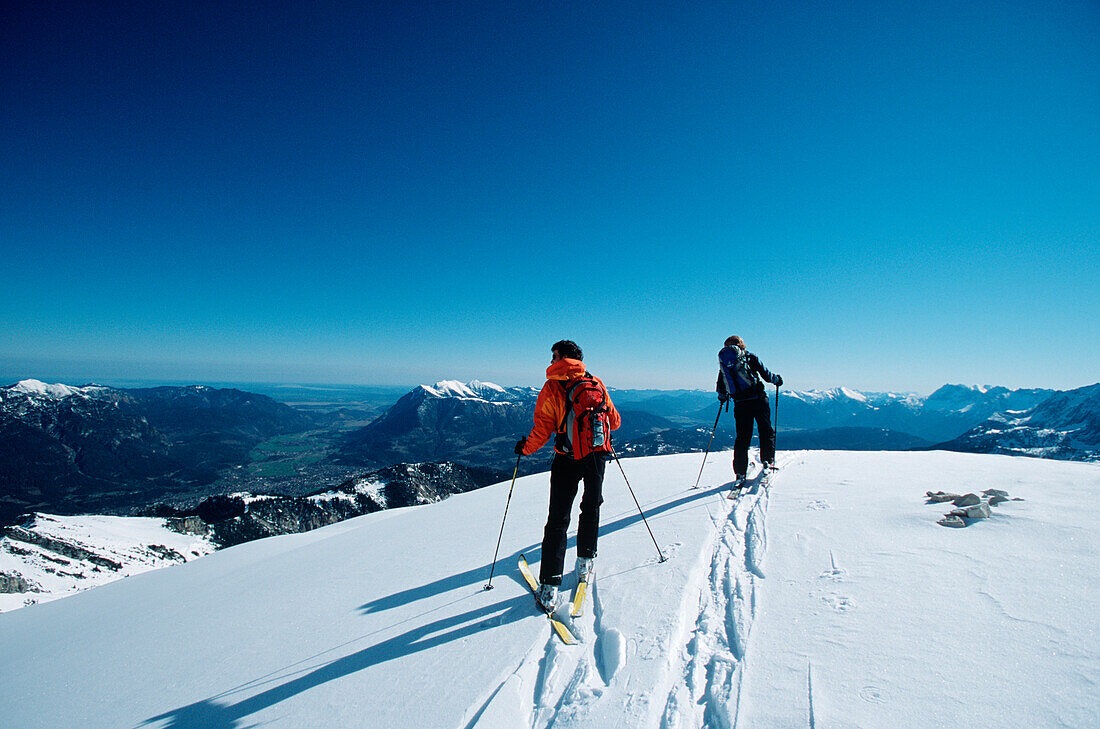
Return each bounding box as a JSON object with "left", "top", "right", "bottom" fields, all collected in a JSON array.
[
  {"left": 609, "top": 445, "right": 667, "bottom": 563},
  {"left": 692, "top": 401, "right": 724, "bottom": 489},
  {"left": 484, "top": 452, "right": 522, "bottom": 590},
  {"left": 774, "top": 384, "right": 780, "bottom": 454}
]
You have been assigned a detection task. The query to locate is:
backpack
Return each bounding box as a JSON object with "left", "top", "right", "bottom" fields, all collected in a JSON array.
[
  {"left": 718, "top": 346, "right": 760, "bottom": 396},
  {"left": 558, "top": 375, "right": 612, "bottom": 459}
]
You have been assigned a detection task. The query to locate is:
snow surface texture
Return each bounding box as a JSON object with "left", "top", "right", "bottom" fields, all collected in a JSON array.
[
  {"left": 0, "top": 514, "right": 216, "bottom": 612},
  {"left": 0, "top": 450, "right": 1097, "bottom": 729}
]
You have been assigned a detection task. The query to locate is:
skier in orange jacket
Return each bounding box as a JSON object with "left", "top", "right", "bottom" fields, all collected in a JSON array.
[{"left": 515, "top": 340, "right": 621, "bottom": 609}]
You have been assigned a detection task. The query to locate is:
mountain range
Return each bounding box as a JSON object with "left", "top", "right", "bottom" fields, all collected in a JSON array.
[
  {"left": 3, "top": 378, "right": 1097, "bottom": 531},
  {"left": 336, "top": 380, "right": 539, "bottom": 472},
  {"left": 934, "top": 383, "right": 1100, "bottom": 459},
  {"left": 336, "top": 380, "right": 1085, "bottom": 464},
  {"left": 0, "top": 380, "right": 315, "bottom": 526}
]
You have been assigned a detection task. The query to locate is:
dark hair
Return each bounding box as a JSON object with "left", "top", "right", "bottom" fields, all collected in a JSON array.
[
  {"left": 724, "top": 335, "right": 745, "bottom": 348},
  {"left": 552, "top": 340, "right": 583, "bottom": 361}
]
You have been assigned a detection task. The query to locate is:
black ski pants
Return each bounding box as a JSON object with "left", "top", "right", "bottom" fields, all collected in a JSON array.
[
  {"left": 733, "top": 395, "right": 775, "bottom": 477},
  {"left": 540, "top": 452, "right": 605, "bottom": 585}
]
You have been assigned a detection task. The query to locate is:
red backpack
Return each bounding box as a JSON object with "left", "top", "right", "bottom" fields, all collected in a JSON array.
[{"left": 560, "top": 375, "right": 613, "bottom": 459}]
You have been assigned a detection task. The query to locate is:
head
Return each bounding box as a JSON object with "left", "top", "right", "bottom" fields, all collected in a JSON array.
[
  {"left": 724, "top": 335, "right": 745, "bottom": 349},
  {"left": 551, "top": 339, "right": 583, "bottom": 362}
]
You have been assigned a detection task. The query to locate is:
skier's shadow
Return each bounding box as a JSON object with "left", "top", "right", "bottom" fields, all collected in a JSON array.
[
  {"left": 140, "top": 594, "right": 531, "bottom": 729},
  {"left": 358, "top": 480, "right": 731, "bottom": 616},
  {"left": 141, "top": 482, "right": 730, "bottom": 729}
]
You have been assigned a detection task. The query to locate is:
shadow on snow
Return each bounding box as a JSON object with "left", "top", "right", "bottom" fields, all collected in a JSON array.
[{"left": 141, "top": 480, "right": 734, "bottom": 729}]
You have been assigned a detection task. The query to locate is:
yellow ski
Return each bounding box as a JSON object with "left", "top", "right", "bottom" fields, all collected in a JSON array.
[
  {"left": 570, "top": 580, "right": 588, "bottom": 618},
  {"left": 518, "top": 554, "right": 578, "bottom": 645}
]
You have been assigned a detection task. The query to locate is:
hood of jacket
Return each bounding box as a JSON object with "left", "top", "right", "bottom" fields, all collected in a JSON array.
[{"left": 545, "top": 357, "right": 586, "bottom": 381}]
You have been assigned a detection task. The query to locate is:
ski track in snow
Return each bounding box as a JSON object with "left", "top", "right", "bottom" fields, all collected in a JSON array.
[
  {"left": 467, "top": 459, "right": 781, "bottom": 729},
  {"left": 466, "top": 569, "right": 621, "bottom": 729},
  {"left": 658, "top": 461, "right": 778, "bottom": 729}
]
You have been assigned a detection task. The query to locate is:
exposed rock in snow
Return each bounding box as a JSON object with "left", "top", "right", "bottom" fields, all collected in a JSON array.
[
  {"left": 926, "top": 491, "right": 962, "bottom": 503},
  {"left": 950, "top": 503, "right": 992, "bottom": 519}
]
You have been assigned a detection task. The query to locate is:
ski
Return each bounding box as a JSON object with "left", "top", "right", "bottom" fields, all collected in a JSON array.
[
  {"left": 727, "top": 476, "right": 747, "bottom": 499},
  {"left": 518, "top": 555, "right": 578, "bottom": 645},
  {"left": 728, "top": 463, "right": 778, "bottom": 499},
  {"left": 570, "top": 577, "right": 588, "bottom": 618},
  {"left": 760, "top": 463, "right": 778, "bottom": 485}
]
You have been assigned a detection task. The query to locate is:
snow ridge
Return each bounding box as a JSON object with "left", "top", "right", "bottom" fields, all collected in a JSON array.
[
  {"left": 2, "top": 379, "right": 107, "bottom": 401},
  {"left": 421, "top": 380, "right": 516, "bottom": 402},
  {"left": 4, "top": 452, "right": 1099, "bottom": 729}
]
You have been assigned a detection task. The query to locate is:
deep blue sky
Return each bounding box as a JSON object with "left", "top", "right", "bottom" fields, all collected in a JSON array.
[{"left": 3, "top": 1, "right": 1097, "bottom": 393}]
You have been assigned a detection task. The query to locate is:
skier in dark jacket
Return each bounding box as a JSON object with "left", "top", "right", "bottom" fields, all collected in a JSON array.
[{"left": 716, "top": 335, "right": 783, "bottom": 479}]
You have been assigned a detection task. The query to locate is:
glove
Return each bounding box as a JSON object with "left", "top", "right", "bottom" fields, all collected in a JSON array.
[
  {"left": 718, "top": 392, "right": 730, "bottom": 403},
  {"left": 774, "top": 375, "right": 783, "bottom": 387},
  {"left": 514, "top": 437, "right": 527, "bottom": 455}
]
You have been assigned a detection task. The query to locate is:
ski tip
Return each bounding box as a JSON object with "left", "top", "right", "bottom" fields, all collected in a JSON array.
[{"left": 551, "top": 619, "right": 579, "bottom": 645}]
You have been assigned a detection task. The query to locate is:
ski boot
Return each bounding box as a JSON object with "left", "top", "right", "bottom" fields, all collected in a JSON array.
[{"left": 535, "top": 583, "right": 559, "bottom": 612}]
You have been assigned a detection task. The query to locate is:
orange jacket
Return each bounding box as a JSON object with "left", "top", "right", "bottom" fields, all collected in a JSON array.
[{"left": 522, "top": 358, "right": 621, "bottom": 457}]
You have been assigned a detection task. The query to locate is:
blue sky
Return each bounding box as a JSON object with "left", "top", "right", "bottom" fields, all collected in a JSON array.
[{"left": 2, "top": 1, "right": 1097, "bottom": 393}]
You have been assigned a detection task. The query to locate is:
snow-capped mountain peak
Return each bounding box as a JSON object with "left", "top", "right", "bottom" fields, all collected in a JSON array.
[
  {"left": 837, "top": 386, "right": 868, "bottom": 402},
  {"left": 418, "top": 379, "right": 532, "bottom": 403},
  {"left": 5, "top": 379, "right": 105, "bottom": 400},
  {"left": 785, "top": 387, "right": 873, "bottom": 404},
  {"left": 421, "top": 380, "right": 508, "bottom": 400},
  {"left": 467, "top": 379, "right": 505, "bottom": 394}
]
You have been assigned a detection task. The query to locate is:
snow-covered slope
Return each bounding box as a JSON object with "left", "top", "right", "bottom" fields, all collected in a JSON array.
[
  {"left": 0, "top": 513, "right": 215, "bottom": 612},
  {"left": 0, "top": 451, "right": 1096, "bottom": 729}
]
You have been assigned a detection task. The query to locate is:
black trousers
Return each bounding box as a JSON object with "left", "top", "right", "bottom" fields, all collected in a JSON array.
[
  {"left": 733, "top": 396, "right": 775, "bottom": 477},
  {"left": 539, "top": 453, "right": 606, "bottom": 585}
]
